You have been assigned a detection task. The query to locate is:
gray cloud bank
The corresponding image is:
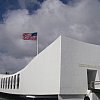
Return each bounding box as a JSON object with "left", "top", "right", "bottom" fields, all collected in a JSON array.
[{"left": 0, "top": 0, "right": 100, "bottom": 74}]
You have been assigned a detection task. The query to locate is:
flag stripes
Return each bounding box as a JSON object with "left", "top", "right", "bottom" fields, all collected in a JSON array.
[{"left": 23, "top": 33, "right": 37, "bottom": 40}]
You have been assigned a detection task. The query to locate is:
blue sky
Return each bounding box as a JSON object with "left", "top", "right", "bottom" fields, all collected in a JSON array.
[
  {"left": 0, "top": 0, "right": 100, "bottom": 74},
  {"left": 0, "top": 0, "right": 71, "bottom": 23}
]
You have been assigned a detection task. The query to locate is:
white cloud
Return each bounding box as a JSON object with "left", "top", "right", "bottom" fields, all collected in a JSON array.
[
  {"left": 0, "top": 53, "right": 32, "bottom": 74},
  {"left": 0, "top": 0, "right": 100, "bottom": 73}
]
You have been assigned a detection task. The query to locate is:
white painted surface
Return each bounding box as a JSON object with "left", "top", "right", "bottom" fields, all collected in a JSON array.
[
  {"left": 60, "top": 36, "right": 100, "bottom": 94},
  {"left": 1, "top": 35, "right": 100, "bottom": 98},
  {"left": 0, "top": 36, "right": 61, "bottom": 95},
  {"left": 19, "top": 36, "right": 61, "bottom": 95},
  {"left": 58, "top": 95, "right": 84, "bottom": 100}
]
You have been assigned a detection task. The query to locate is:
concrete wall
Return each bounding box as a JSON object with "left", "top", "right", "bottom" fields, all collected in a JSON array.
[
  {"left": 19, "top": 36, "right": 61, "bottom": 95},
  {"left": 58, "top": 95, "right": 84, "bottom": 100},
  {"left": 0, "top": 36, "right": 61, "bottom": 95},
  {"left": 60, "top": 36, "right": 100, "bottom": 94},
  {"left": 1, "top": 35, "right": 100, "bottom": 97}
]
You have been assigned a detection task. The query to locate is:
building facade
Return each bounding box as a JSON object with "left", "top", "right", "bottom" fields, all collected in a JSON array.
[{"left": 0, "top": 35, "right": 100, "bottom": 100}]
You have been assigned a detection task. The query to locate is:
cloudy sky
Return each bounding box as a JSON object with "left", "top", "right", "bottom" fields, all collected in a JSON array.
[{"left": 0, "top": 0, "right": 100, "bottom": 74}]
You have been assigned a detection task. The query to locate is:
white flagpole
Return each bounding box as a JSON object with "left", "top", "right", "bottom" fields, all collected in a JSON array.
[{"left": 37, "top": 33, "right": 38, "bottom": 55}]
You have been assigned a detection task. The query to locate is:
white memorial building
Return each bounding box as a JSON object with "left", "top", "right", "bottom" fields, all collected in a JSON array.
[{"left": 0, "top": 35, "right": 100, "bottom": 100}]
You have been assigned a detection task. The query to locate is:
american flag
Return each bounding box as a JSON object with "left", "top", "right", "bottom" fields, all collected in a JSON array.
[{"left": 23, "top": 32, "right": 37, "bottom": 40}]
